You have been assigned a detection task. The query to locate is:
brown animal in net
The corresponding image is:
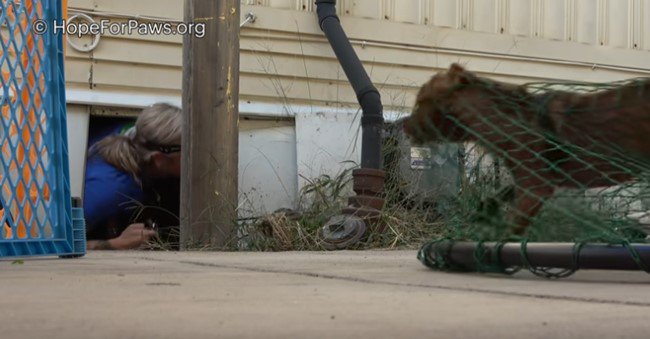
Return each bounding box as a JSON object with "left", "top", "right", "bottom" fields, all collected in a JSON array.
[{"left": 403, "top": 63, "right": 650, "bottom": 234}]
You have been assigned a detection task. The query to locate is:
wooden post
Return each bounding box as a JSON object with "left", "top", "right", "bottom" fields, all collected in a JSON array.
[{"left": 181, "top": 0, "right": 240, "bottom": 249}]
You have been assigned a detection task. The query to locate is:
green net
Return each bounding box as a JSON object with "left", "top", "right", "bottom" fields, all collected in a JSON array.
[{"left": 403, "top": 63, "right": 650, "bottom": 277}]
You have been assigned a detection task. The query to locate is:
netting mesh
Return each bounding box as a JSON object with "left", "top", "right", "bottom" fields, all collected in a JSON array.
[
  {"left": 1, "top": 0, "right": 60, "bottom": 241},
  {"left": 404, "top": 63, "right": 650, "bottom": 276}
]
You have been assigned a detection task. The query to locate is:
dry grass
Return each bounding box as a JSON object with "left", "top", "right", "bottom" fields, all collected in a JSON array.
[{"left": 237, "top": 152, "right": 447, "bottom": 252}]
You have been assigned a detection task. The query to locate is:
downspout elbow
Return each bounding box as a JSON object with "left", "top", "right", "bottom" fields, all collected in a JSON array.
[
  {"left": 357, "top": 87, "right": 383, "bottom": 115},
  {"left": 315, "top": 0, "right": 339, "bottom": 30}
]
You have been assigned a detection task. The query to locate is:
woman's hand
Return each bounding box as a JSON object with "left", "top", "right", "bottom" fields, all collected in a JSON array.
[
  {"left": 87, "top": 223, "right": 157, "bottom": 250},
  {"left": 111, "top": 223, "right": 157, "bottom": 249}
]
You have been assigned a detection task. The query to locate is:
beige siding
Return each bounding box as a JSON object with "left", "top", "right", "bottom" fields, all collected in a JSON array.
[
  {"left": 238, "top": 0, "right": 650, "bottom": 50},
  {"left": 64, "top": 1, "right": 650, "bottom": 113}
]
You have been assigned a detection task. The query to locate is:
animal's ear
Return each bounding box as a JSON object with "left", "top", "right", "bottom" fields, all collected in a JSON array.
[
  {"left": 448, "top": 63, "right": 474, "bottom": 85},
  {"left": 448, "top": 63, "right": 465, "bottom": 76}
]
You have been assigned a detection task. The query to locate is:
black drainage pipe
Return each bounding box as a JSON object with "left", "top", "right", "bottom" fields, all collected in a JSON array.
[
  {"left": 420, "top": 241, "right": 650, "bottom": 272},
  {"left": 315, "top": 0, "right": 384, "bottom": 170}
]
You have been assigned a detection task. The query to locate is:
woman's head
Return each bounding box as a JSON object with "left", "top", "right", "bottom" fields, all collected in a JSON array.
[{"left": 91, "top": 103, "right": 182, "bottom": 181}]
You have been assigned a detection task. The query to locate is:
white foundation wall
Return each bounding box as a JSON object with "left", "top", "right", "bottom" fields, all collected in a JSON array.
[
  {"left": 66, "top": 105, "right": 90, "bottom": 199},
  {"left": 63, "top": 0, "right": 650, "bottom": 216},
  {"left": 65, "top": 106, "right": 302, "bottom": 217}
]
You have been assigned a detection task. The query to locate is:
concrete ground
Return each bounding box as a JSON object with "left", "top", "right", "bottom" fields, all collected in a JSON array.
[{"left": 1, "top": 250, "right": 649, "bottom": 339}]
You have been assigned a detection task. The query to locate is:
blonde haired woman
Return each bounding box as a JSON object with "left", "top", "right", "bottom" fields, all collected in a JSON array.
[{"left": 84, "top": 103, "right": 182, "bottom": 250}]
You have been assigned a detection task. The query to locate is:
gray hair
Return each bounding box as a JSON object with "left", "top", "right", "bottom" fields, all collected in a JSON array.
[{"left": 90, "top": 103, "right": 182, "bottom": 179}]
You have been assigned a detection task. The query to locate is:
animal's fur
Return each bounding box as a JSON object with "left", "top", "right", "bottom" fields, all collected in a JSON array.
[{"left": 404, "top": 63, "right": 650, "bottom": 234}]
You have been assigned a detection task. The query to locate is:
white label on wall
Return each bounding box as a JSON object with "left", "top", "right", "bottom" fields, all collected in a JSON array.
[{"left": 410, "top": 147, "right": 432, "bottom": 170}]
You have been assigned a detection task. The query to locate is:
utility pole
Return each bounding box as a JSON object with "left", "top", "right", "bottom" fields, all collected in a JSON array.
[{"left": 181, "top": 0, "right": 240, "bottom": 249}]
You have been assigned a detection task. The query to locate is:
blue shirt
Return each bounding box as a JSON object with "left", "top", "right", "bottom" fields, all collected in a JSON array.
[
  {"left": 83, "top": 156, "right": 145, "bottom": 239},
  {"left": 83, "top": 121, "right": 143, "bottom": 239}
]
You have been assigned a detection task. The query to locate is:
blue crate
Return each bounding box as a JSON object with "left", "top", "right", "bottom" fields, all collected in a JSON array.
[{"left": 0, "top": 0, "right": 85, "bottom": 258}]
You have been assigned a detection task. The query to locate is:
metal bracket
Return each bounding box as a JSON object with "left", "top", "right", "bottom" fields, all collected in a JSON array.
[
  {"left": 66, "top": 13, "right": 102, "bottom": 53},
  {"left": 240, "top": 12, "right": 256, "bottom": 28}
]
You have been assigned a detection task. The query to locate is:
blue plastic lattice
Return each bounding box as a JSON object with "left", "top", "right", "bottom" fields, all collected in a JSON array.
[{"left": 0, "top": 0, "right": 84, "bottom": 258}]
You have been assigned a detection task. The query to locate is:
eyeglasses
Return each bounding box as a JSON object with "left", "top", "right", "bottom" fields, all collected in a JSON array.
[
  {"left": 144, "top": 142, "right": 181, "bottom": 154},
  {"left": 157, "top": 145, "right": 181, "bottom": 154}
]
